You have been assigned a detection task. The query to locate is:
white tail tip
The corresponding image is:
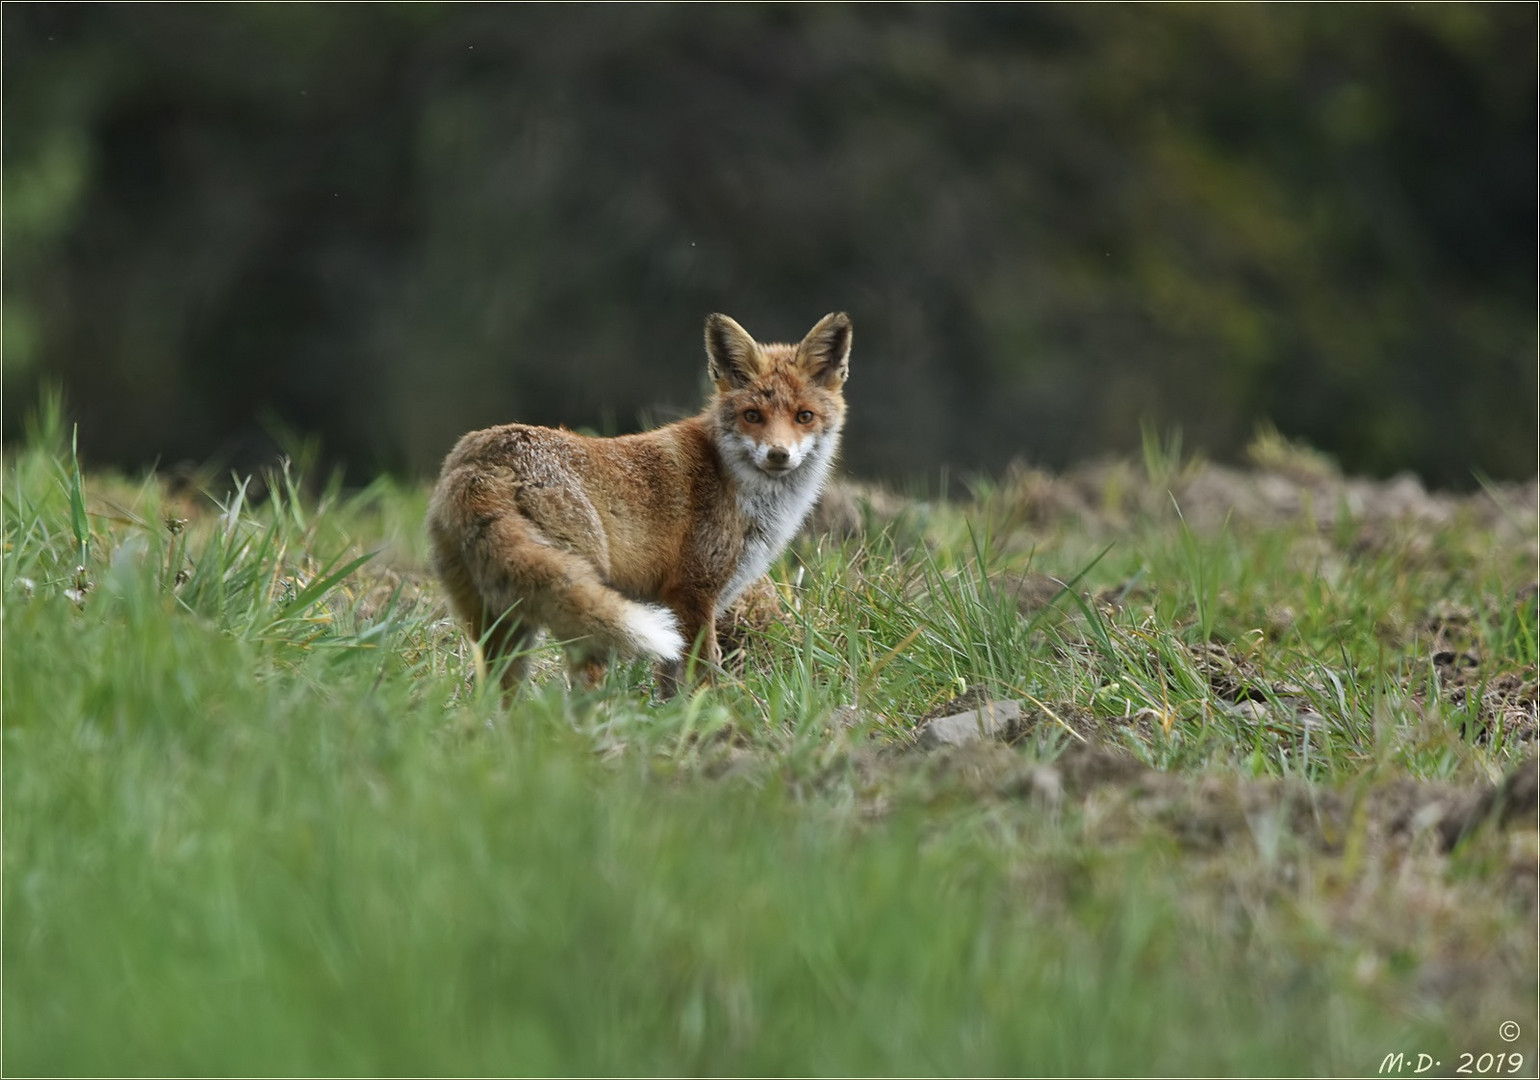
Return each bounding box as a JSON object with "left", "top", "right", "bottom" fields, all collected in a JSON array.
[{"left": 622, "top": 603, "right": 686, "bottom": 661}]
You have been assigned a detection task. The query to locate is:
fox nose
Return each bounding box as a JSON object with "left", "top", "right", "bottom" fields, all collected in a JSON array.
[{"left": 766, "top": 446, "right": 790, "bottom": 467}]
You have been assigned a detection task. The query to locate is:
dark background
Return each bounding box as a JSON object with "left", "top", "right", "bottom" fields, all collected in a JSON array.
[{"left": 5, "top": 4, "right": 1535, "bottom": 490}]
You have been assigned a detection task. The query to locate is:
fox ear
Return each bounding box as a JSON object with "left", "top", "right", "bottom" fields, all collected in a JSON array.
[
  {"left": 705, "top": 313, "right": 762, "bottom": 389},
  {"left": 797, "top": 312, "right": 852, "bottom": 387}
]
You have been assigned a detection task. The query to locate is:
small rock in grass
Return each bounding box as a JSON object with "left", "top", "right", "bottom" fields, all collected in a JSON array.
[
  {"left": 1298, "top": 710, "right": 1330, "bottom": 732},
  {"left": 1226, "top": 700, "right": 1272, "bottom": 723},
  {"left": 916, "top": 700, "right": 1022, "bottom": 749}
]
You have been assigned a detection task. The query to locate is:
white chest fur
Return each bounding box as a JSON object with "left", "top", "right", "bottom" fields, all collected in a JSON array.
[{"left": 719, "top": 427, "right": 839, "bottom": 609}]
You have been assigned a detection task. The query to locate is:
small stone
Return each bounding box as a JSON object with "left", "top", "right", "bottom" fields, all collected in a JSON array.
[
  {"left": 1226, "top": 700, "right": 1272, "bottom": 723},
  {"left": 1297, "top": 710, "right": 1330, "bottom": 732},
  {"left": 916, "top": 700, "right": 1022, "bottom": 749}
]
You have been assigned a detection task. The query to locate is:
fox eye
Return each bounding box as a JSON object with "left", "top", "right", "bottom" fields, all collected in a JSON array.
[
  {"left": 743, "top": 409, "right": 763, "bottom": 424},
  {"left": 795, "top": 410, "right": 815, "bottom": 424}
]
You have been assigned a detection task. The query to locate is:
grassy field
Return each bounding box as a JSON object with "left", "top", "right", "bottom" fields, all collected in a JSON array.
[{"left": 5, "top": 400, "right": 1536, "bottom": 1076}]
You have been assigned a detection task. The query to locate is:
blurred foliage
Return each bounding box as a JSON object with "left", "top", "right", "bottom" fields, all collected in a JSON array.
[{"left": 4, "top": 4, "right": 1534, "bottom": 488}]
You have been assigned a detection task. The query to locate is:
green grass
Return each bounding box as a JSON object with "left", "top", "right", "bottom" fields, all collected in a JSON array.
[{"left": 5, "top": 400, "right": 1536, "bottom": 1076}]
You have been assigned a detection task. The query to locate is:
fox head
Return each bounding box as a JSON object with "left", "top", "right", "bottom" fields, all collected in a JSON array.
[{"left": 705, "top": 312, "right": 852, "bottom": 483}]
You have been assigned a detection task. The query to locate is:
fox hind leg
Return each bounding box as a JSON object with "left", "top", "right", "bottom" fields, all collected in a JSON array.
[
  {"left": 569, "top": 650, "right": 610, "bottom": 690},
  {"left": 478, "top": 608, "right": 537, "bottom": 692},
  {"left": 443, "top": 509, "right": 684, "bottom": 688}
]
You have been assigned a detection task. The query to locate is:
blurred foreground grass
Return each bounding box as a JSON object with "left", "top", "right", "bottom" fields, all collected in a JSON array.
[{"left": 5, "top": 400, "right": 1535, "bottom": 1075}]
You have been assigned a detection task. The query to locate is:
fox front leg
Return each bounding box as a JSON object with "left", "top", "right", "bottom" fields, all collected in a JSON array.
[{"left": 656, "top": 590, "right": 720, "bottom": 697}]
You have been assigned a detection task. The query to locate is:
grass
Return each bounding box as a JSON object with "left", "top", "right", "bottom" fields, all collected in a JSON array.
[{"left": 5, "top": 396, "right": 1536, "bottom": 1076}]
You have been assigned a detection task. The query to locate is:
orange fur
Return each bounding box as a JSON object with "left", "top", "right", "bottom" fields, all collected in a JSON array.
[{"left": 428, "top": 312, "right": 852, "bottom": 692}]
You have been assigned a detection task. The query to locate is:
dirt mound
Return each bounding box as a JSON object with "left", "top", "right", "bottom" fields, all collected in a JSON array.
[
  {"left": 809, "top": 454, "right": 1537, "bottom": 543},
  {"left": 849, "top": 739, "right": 1536, "bottom": 862}
]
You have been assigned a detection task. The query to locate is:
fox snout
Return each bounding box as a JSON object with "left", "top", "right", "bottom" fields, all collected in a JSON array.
[{"left": 751, "top": 436, "right": 810, "bottom": 474}]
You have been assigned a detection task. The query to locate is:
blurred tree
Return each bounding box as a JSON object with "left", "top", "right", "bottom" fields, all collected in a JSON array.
[{"left": 4, "top": 4, "right": 1534, "bottom": 487}]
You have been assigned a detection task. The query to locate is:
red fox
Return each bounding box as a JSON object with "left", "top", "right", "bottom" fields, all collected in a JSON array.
[{"left": 428, "top": 311, "right": 852, "bottom": 691}]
